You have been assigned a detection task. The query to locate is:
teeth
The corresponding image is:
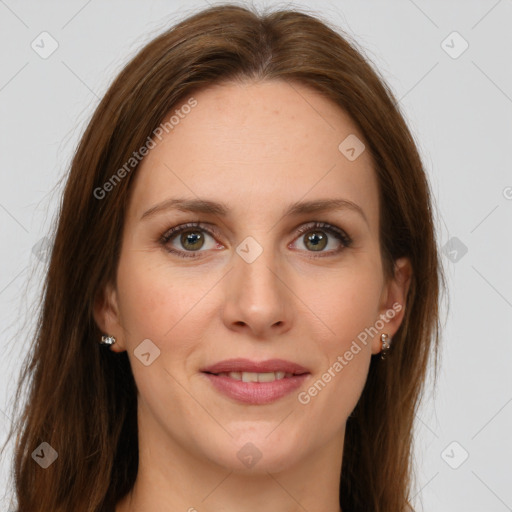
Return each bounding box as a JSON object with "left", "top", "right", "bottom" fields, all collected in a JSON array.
[
  {"left": 257, "top": 372, "right": 277, "bottom": 382},
  {"left": 216, "top": 371, "right": 293, "bottom": 382},
  {"left": 242, "top": 372, "right": 258, "bottom": 382}
]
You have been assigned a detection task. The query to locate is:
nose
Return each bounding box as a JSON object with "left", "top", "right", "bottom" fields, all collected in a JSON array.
[{"left": 222, "top": 242, "right": 293, "bottom": 338}]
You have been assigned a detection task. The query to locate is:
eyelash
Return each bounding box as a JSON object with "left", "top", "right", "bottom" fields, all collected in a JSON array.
[{"left": 159, "top": 221, "right": 353, "bottom": 259}]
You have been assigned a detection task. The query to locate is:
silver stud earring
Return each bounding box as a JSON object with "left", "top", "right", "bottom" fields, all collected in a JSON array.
[
  {"left": 380, "top": 333, "right": 391, "bottom": 360},
  {"left": 100, "top": 334, "right": 116, "bottom": 346}
]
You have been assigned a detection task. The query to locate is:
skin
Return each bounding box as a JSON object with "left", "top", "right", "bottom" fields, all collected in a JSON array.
[{"left": 94, "top": 79, "right": 411, "bottom": 512}]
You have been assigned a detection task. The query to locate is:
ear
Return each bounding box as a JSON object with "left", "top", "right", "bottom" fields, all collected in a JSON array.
[
  {"left": 371, "top": 257, "right": 412, "bottom": 355},
  {"left": 93, "top": 282, "right": 126, "bottom": 352}
]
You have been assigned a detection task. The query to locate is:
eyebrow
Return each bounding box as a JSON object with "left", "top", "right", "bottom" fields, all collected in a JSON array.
[{"left": 140, "top": 197, "right": 368, "bottom": 225}]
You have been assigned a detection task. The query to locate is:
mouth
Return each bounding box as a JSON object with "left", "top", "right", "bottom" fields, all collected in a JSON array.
[
  {"left": 204, "top": 370, "right": 305, "bottom": 382},
  {"left": 200, "top": 357, "right": 310, "bottom": 375},
  {"left": 200, "top": 358, "right": 310, "bottom": 405}
]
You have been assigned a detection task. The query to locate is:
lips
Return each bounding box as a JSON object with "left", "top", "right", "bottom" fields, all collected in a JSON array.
[
  {"left": 200, "top": 358, "right": 310, "bottom": 405},
  {"left": 201, "top": 358, "right": 310, "bottom": 375},
  {"left": 214, "top": 371, "right": 295, "bottom": 382}
]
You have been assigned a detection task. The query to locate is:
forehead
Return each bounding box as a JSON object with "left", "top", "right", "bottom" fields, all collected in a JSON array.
[{"left": 130, "top": 79, "right": 379, "bottom": 231}]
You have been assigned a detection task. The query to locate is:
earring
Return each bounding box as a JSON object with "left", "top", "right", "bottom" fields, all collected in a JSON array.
[
  {"left": 380, "top": 333, "right": 391, "bottom": 360},
  {"left": 100, "top": 334, "right": 116, "bottom": 346}
]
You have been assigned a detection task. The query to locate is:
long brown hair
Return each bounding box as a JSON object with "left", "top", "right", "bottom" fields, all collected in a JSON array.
[{"left": 2, "top": 4, "right": 443, "bottom": 511}]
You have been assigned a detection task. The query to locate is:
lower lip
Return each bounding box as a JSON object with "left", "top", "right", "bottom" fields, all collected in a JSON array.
[{"left": 202, "top": 373, "right": 309, "bottom": 405}]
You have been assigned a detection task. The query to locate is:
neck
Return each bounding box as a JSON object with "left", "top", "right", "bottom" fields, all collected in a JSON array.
[{"left": 116, "top": 429, "right": 344, "bottom": 512}]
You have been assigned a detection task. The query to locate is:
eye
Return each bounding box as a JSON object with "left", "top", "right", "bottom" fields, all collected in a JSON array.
[
  {"left": 159, "top": 221, "right": 352, "bottom": 259},
  {"left": 290, "top": 221, "right": 352, "bottom": 257},
  {"left": 159, "top": 222, "right": 221, "bottom": 258}
]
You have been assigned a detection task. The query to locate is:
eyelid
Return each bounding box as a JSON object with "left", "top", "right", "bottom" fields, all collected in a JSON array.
[
  {"left": 159, "top": 221, "right": 222, "bottom": 244},
  {"left": 159, "top": 220, "right": 352, "bottom": 258},
  {"left": 292, "top": 222, "right": 352, "bottom": 248}
]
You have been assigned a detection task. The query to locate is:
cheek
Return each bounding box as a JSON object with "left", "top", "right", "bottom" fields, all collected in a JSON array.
[
  {"left": 115, "top": 252, "right": 211, "bottom": 345},
  {"left": 115, "top": 255, "right": 211, "bottom": 404},
  {"left": 298, "top": 266, "right": 382, "bottom": 417},
  {"left": 318, "top": 264, "right": 383, "bottom": 343}
]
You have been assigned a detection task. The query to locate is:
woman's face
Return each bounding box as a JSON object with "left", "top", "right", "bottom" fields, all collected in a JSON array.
[{"left": 96, "top": 79, "right": 410, "bottom": 475}]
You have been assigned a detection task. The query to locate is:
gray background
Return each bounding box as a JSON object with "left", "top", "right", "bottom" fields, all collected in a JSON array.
[{"left": 1, "top": 0, "right": 511, "bottom": 510}]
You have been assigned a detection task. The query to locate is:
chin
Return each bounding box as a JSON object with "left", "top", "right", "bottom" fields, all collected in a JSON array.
[{"left": 199, "top": 428, "right": 306, "bottom": 474}]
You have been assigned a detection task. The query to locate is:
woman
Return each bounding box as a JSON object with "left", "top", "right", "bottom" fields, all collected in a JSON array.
[{"left": 3, "top": 3, "right": 443, "bottom": 511}]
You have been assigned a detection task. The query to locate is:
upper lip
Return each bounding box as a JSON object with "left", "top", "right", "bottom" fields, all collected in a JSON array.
[{"left": 201, "top": 358, "right": 310, "bottom": 375}]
